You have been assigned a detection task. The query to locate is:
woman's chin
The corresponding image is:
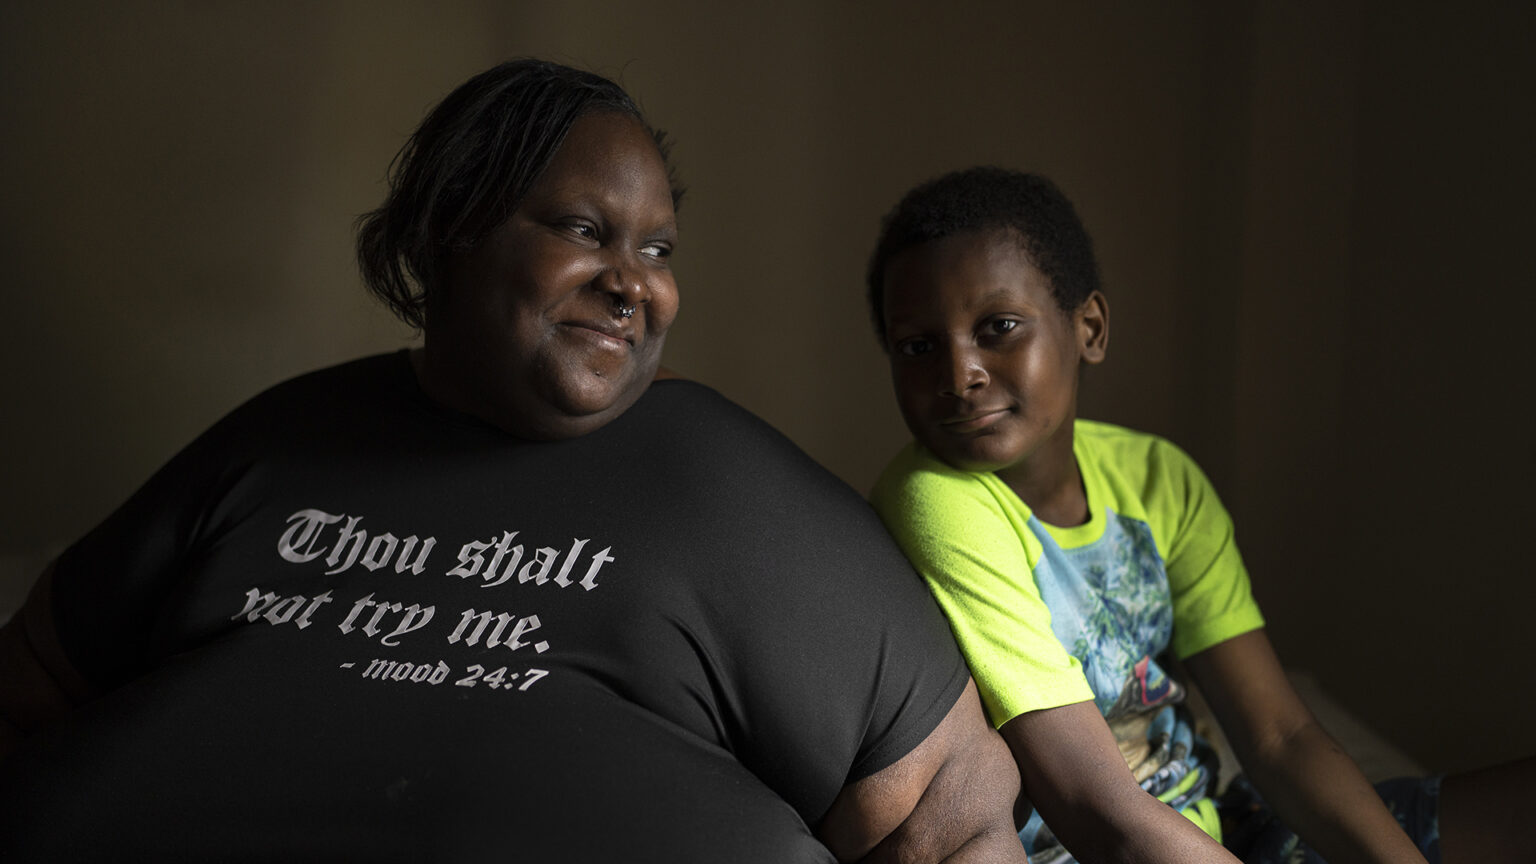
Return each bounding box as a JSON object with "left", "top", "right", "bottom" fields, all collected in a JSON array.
[{"left": 508, "top": 365, "right": 648, "bottom": 439}]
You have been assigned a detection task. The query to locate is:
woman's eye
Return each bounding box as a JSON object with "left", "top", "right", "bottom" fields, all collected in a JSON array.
[
  {"left": 897, "top": 339, "right": 933, "bottom": 357},
  {"left": 640, "top": 242, "right": 672, "bottom": 260},
  {"left": 988, "top": 319, "right": 1019, "bottom": 335},
  {"left": 563, "top": 222, "right": 596, "bottom": 239}
]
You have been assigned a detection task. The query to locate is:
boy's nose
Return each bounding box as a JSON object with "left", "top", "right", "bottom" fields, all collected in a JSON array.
[{"left": 939, "top": 346, "right": 988, "bottom": 396}]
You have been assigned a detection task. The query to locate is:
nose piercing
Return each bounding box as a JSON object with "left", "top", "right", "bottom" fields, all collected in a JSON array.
[{"left": 616, "top": 303, "right": 636, "bottom": 319}]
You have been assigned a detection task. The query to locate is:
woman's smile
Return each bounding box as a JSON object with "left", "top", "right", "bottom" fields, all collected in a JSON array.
[
  {"left": 420, "top": 111, "right": 679, "bottom": 439},
  {"left": 560, "top": 317, "right": 634, "bottom": 349}
]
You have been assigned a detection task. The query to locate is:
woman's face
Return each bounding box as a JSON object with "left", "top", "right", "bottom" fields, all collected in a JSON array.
[{"left": 423, "top": 111, "right": 680, "bottom": 439}]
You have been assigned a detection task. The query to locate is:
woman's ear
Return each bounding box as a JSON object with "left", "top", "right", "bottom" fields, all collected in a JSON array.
[{"left": 1076, "top": 291, "right": 1109, "bottom": 365}]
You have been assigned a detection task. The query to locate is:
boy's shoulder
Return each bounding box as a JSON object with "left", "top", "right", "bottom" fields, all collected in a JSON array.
[
  {"left": 1074, "top": 419, "right": 1201, "bottom": 480},
  {"left": 1073, "top": 420, "right": 1225, "bottom": 541},
  {"left": 870, "top": 442, "right": 1016, "bottom": 528},
  {"left": 1074, "top": 418, "right": 1170, "bottom": 451},
  {"left": 871, "top": 422, "right": 1216, "bottom": 527}
]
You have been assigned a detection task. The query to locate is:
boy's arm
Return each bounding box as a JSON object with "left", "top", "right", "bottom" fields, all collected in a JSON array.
[
  {"left": 1183, "top": 628, "right": 1427, "bottom": 864},
  {"left": 818, "top": 679, "right": 1028, "bottom": 863},
  {"left": 1000, "top": 699, "right": 1238, "bottom": 864}
]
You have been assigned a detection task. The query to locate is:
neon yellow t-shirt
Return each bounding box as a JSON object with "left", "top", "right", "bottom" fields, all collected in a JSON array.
[{"left": 871, "top": 420, "right": 1265, "bottom": 853}]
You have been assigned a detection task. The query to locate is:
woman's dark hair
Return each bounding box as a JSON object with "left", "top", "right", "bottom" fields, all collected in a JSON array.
[
  {"left": 356, "top": 59, "right": 684, "bottom": 329},
  {"left": 864, "top": 166, "right": 1100, "bottom": 346}
]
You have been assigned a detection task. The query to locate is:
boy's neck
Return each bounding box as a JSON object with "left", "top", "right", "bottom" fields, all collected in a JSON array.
[{"left": 995, "top": 420, "right": 1088, "bottom": 528}]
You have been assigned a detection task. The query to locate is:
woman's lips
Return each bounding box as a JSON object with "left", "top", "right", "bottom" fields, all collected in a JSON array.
[{"left": 561, "top": 318, "right": 633, "bottom": 348}]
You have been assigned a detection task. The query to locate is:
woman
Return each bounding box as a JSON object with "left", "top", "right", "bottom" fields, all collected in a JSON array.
[{"left": 0, "top": 60, "right": 1022, "bottom": 863}]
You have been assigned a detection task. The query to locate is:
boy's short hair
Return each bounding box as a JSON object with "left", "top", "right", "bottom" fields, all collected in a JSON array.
[{"left": 865, "top": 166, "right": 1101, "bottom": 346}]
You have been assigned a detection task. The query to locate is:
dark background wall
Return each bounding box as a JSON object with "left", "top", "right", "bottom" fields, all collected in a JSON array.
[{"left": 3, "top": 0, "right": 1531, "bottom": 773}]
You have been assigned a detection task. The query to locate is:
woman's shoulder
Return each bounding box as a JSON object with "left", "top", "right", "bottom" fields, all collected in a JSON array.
[
  {"left": 628, "top": 378, "right": 868, "bottom": 504},
  {"left": 164, "top": 351, "right": 421, "bottom": 468},
  {"left": 216, "top": 351, "right": 414, "bottom": 421},
  {"left": 250, "top": 350, "right": 414, "bottom": 404},
  {"left": 634, "top": 378, "right": 796, "bottom": 451}
]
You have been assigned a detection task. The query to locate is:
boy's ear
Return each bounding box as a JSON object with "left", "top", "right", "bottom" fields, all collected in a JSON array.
[{"left": 1075, "top": 291, "right": 1109, "bottom": 365}]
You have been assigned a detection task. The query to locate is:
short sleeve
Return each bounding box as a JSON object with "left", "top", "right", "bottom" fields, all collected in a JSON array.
[
  {"left": 50, "top": 414, "right": 247, "bottom": 687},
  {"left": 631, "top": 383, "right": 972, "bottom": 818},
  {"left": 1141, "top": 439, "right": 1265, "bottom": 658},
  {"left": 871, "top": 445, "right": 1094, "bottom": 727}
]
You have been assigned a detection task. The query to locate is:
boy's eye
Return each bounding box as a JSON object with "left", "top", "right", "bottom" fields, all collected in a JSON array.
[
  {"left": 986, "top": 318, "right": 1019, "bottom": 336},
  {"left": 562, "top": 221, "right": 597, "bottom": 239},
  {"left": 640, "top": 242, "right": 672, "bottom": 261},
  {"left": 897, "top": 339, "right": 933, "bottom": 357}
]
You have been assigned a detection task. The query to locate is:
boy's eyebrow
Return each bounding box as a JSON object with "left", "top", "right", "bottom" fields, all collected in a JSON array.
[
  {"left": 972, "top": 287, "right": 1031, "bottom": 307},
  {"left": 893, "top": 287, "right": 1043, "bottom": 321},
  {"left": 883, "top": 278, "right": 1052, "bottom": 337}
]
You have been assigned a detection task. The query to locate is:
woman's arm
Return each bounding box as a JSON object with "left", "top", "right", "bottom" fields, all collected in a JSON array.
[
  {"left": 0, "top": 563, "right": 96, "bottom": 760},
  {"left": 818, "top": 679, "right": 1027, "bottom": 863},
  {"left": 1000, "top": 699, "right": 1238, "bottom": 864},
  {"left": 1183, "top": 628, "right": 1426, "bottom": 864}
]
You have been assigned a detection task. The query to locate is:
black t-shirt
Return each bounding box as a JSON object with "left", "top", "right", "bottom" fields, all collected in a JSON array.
[{"left": 0, "top": 352, "right": 968, "bottom": 862}]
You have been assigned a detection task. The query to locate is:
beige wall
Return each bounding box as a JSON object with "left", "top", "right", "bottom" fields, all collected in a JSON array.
[{"left": 2, "top": 1, "right": 1531, "bottom": 772}]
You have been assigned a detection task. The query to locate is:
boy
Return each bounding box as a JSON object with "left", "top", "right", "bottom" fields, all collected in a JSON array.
[{"left": 865, "top": 166, "right": 1445, "bottom": 863}]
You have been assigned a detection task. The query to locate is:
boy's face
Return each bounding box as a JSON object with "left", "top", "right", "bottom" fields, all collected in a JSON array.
[{"left": 881, "top": 229, "right": 1106, "bottom": 482}]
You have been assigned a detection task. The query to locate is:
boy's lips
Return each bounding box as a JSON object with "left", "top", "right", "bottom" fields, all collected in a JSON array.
[{"left": 940, "top": 407, "right": 1011, "bottom": 433}]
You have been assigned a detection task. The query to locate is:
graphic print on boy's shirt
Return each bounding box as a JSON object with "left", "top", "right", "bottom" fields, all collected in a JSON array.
[{"left": 1020, "top": 510, "right": 1218, "bottom": 854}]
